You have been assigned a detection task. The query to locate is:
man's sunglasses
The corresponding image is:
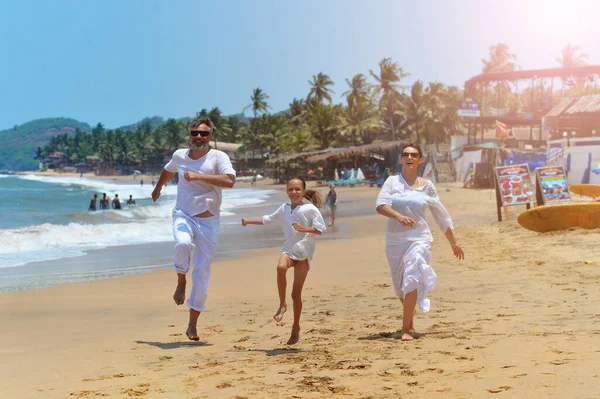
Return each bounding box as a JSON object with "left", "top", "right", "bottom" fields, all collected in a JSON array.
[
  {"left": 190, "top": 130, "right": 211, "bottom": 137},
  {"left": 401, "top": 152, "right": 420, "bottom": 159}
]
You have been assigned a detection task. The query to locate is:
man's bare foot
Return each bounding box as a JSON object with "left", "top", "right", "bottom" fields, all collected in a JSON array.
[
  {"left": 401, "top": 330, "right": 414, "bottom": 341},
  {"left": 173, "top": 283, "right": 186, "bottom": 305},
  {"left": 287, "top": 325, "right": 300, "bottom": 345},
  {"left": 186, "top": 326, "right": 200, "bottom": 341},
  {"left": 273, "top": 305, "right": 287, "bottom": 322}
]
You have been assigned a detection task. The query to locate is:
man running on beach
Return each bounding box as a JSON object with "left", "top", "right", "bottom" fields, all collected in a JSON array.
[{"left": 151, "top": 116, "right": 236, "bottom": 341}]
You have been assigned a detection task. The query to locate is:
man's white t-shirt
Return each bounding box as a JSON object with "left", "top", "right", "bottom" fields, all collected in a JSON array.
[{"left": 164, "top": 148, "right": 236, "bottom": 217}]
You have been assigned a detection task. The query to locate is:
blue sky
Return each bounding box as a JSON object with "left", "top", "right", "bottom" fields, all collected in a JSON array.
[{"left": 1, "top": 0, "right": 598, "bottom": 129}]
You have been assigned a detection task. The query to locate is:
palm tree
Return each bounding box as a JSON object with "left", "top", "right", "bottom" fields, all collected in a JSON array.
[
  {"left": 342, "top": 73, "right": 369, "bottom": 109},
  {"left": 481, "top": 43, "right": 518, "bottom": 111},
  {"left": 403, "top": 81, "right": 426, "bottom": 143},
  {"left": 339, "top": 94, "right": 379, "bottom": 145},
  {"left": 306, "top": 103, "right": 342, "bottom": 149},
  {"left": 307, "top": 72, "right": 335, "bottom": 104},
  {"left": 164, "top": 118, "right": 186, "bottom": 154},
  {"left": 244, "top": 88, "right": 270, "bottom": 117},
  {"left": 556, "top": 43, "right": 589, "bottom": 69},
  {"left": 370, "top": 58, "right": 410, "bottom": 141}
]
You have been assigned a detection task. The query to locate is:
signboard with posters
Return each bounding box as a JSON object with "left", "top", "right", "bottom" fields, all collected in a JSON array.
[
  {"left": 457, "top": 101, "right": 481, "bottom": 117},
  {"left": 494, "top": 164, "right": 535, "bottom": 221},
  {"left": 535, "top": 166, "right": 571, "bottom": 205}
]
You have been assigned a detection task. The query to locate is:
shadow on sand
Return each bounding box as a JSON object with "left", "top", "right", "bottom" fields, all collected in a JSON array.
[
  {"left": 135, "top": 340, "right": 213, "bottom": 349},
  {"left": 227, "top": 347, "right": 304, "bottom": 356},
  {"left": 358, "top": 331, "right": 427, "bottom": 341}
]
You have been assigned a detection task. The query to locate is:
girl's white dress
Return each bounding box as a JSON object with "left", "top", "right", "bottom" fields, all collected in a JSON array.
[
  {"left": 262, "top": 202, "right": 327, "bottom": 262},
  {"left": 376, "top": 175, "right": 454, "bottom": 312}
]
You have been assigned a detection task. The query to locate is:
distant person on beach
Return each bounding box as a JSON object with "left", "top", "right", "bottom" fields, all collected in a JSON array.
[
  {"left": 88, "top": 194, "right": 97, "bottom": 211},
  {"left": 127, "top": 195, "right": 136, "bottom": 206},
  {"left": 112, "top": 194, "right": 122, "bottom": 210},
  {"left": 100, "top": 193, "right": 109, "bottom": 210},
  {"left": 140, "top": 179, "right": 144, "bottom": 187},
  {"left": 241, "top": 177, "right": 326, "bottom": 345},
  {"left": 151, "top": 116, "right": 236, "bottom": 342},
  {"left": 324, "top": 184, "right": 338, "bottom": 227},
  {"left": 376, "top": 143, "right": 464, "bottom": 342},
  {"left": 151, "top": 178, "right": 155, "bottom": 187}
]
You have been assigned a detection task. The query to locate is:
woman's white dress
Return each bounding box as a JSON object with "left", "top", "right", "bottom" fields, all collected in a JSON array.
[{"left": 376, "top": 175, "right": 454, "bottom": 312}]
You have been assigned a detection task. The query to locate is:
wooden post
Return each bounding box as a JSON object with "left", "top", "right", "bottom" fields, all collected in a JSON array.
[{"left": 495, "top": 174, "right": 503, "bottom": 222}]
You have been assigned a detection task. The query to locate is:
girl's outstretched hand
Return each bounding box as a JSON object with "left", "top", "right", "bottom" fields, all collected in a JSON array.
[
  {"left": 452, "top": 244, "right": 464, "bottom": 260},
  {"left": 241, "top": 217, "right": 248, "bottom": 226},
  {"left": 292, "top": 222, "right": 307, "bottom": 233}
]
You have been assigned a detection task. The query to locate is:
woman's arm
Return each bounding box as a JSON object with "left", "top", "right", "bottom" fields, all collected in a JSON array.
[
  {"left": 376, "top": 204, "right": 415, "bottom": 227},
  {"left": 444, "top": 228, "right": 464, "bottom": 260}
]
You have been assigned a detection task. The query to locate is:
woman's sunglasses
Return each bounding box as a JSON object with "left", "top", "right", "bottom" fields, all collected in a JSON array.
[
  {"left": 190, "top": 130, "right": 211, "bottom": 137},
  {"left": 401, "top": 152, "right": 420, "bottom": 159}
]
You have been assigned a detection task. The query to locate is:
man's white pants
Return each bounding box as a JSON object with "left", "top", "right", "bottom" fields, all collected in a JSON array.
[{"left": 172, "top": 209, "right": 220, "bottom": 312}]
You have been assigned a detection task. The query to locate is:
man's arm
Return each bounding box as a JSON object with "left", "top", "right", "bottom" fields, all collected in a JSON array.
[
  {"left": 183, "top": 172, "right": 235, "bottom": 188},
  {"left": 152, "top": 169, "right": 176, "bottom": 202}
]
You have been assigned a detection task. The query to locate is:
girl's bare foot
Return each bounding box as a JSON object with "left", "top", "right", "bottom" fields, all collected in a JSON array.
[
  {"left": 401, "top": 330, "right": 414, "bottom": 341},
  {"left": 186, "top": 326, "right": 200, "bottom": 341},
  {"left": 173, "top": 282, "right": 186, "bottom": 305},
  {"left": 287, "top": 325, "right": 300, "bottom": 345},
  {"left": 273, "top": 305, "right": 287, "bottom": 322}
]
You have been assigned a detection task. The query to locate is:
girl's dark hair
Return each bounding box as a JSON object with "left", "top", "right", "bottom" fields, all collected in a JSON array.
[
  {"left": 401, "top": 142, "right": 423, "bottom": 158},
  {"left": 288, "top": 176, "right": 322, "bottom": 208}
]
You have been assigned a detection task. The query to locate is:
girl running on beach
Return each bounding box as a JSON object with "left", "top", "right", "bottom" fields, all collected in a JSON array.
[
  {"left": 241, "top": 177, "right": 326, "bottom": 345},
  {"left": 376, "top": 143, "right": 464, "bottom": 341}
]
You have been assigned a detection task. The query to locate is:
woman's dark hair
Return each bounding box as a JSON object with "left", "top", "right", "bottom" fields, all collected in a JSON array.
[
  {"left": 400, "top": 142, "right": 423, "bottom": 158},
  {"left": 288, "top": 176, "right": 322, "bottom": 208}
]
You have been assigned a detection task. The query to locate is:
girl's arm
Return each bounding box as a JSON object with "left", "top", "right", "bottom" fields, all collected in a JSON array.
[
  {"left": 241, "top": 217, "right": 263, "bottom": 226},
  {"left": 292, "top": 223, "right": 322, "bottom": 235}
]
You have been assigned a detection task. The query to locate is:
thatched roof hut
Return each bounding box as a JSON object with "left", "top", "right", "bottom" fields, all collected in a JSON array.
[
  {"left": 305, "top": 141, "right": 407, "bottom": 163},
  {"left": 265, "top": 149, "right": 333, "bottom": 165}
]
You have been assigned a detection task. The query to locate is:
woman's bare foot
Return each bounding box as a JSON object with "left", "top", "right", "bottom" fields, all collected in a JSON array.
[
  {"left": 273, "top": 305, "right": 287, "bottom": 322},
  {"left": 173, "top": 282, "right": 186, "bottom": 305},
  {"left": 287, "top": 325, "right": 300, "bottom": 345},
  {"left": 401, "top": 330, "right": 414, "bottom": 341},
  {"left": 186, "top": 326, "right": 200, "bottom": 341}
]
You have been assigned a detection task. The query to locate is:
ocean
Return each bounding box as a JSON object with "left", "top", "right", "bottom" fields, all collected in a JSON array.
[{"left": 0, "top": 174, "right": 282, "bottom": 292}]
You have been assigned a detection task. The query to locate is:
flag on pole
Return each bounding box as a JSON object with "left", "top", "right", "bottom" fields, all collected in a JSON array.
[{"left": 495, "top": 120, "right": 509, "bottom": 138}]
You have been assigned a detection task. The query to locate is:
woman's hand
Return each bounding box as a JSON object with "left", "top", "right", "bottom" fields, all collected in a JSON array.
[
  {"left": 395, "top": 214, "right": 415, "bottom": 227},
  {"left": 241, "top": 217, "right": 248, "bottom": 226},
  {"left": 292, "top": 222, "right": 307, "bottom": 232},
  {"left": 183, "top": 171, "right": 202, "bottom": 182},
  {"left": 451, "top": 244, "right": 464, "bottom": 260}
]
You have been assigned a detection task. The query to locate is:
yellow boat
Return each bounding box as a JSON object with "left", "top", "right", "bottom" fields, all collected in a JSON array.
[
  {"left": 518, "top": 203, "right": 600, "bottom": 233},
  {"left": 569, "top": 184, "right": 600, "bottom": 198}
]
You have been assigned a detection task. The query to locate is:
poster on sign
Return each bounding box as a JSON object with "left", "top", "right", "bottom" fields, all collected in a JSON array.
[
  {"left": 495, "top": 164, "right": 535, "bottom": 206},
  {"left": 535, "top": 166, "right": 570, "bottom": 205}
]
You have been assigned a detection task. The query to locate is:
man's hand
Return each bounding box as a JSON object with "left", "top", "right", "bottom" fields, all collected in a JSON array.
[
  {"left": 184, "top": 171, "right": 202, "bottom": 182},
  {"left": 151, "top": 188, "right": 161, "bottom": 202},
  {"left": 241, "top": 217, "right": 248, "bottom": 226}
]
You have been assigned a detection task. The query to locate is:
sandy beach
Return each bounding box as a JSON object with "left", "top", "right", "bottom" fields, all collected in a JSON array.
[{"left": 1, "top": 181, "right": 600, "bottom": 398}]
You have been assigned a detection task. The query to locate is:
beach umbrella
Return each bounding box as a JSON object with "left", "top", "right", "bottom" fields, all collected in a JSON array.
[
  {"left": 334, "top": 168, "right": 339, "bottom": 181},
  {"left": 356, "top": 168, "right": 365, "bottom": 180}
]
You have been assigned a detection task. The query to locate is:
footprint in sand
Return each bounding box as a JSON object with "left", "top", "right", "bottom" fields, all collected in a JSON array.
[
  {"left": 216, "top": 382, "right": 233, "bottom": 389},
  {"left": 121, "top": 387, "right": 149, "bottom": 397},
  {"left": 486, "top": 386, "right": 511, "bottom": 393}
]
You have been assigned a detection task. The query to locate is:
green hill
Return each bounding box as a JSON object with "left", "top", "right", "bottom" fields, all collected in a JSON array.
[{"left": 0, "top": 118, "right": 92, "bottom": 171}]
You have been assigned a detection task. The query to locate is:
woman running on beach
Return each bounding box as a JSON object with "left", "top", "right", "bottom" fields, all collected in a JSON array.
[
  {"left": 324, "top": 184, "right": 338, "bottom": 227},
  {"left": 376, "top": 143, "right": 464, "bottom": 341},
  {"left": 241, "top": 177, "right": 326, "bottom": 345}
]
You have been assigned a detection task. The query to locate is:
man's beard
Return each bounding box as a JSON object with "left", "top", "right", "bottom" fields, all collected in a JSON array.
[{"left": 190, "top": 141, "right": 207, "bottom": 151}]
